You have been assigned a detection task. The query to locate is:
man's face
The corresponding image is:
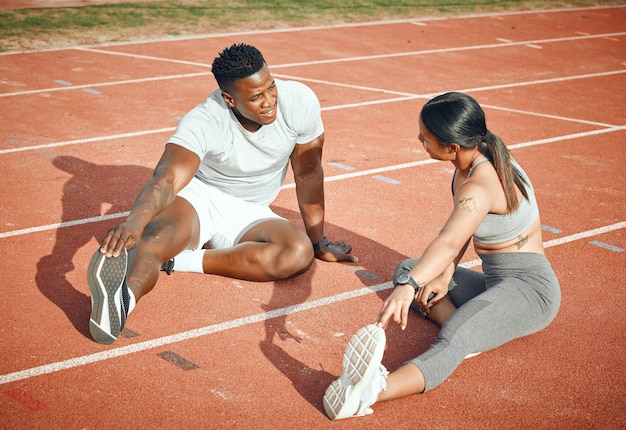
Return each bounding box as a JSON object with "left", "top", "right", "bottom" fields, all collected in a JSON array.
[{"left": 222, "top": 64, "right": 278, "bottom": 132}]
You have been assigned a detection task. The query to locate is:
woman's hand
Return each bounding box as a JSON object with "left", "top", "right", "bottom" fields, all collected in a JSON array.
[
  {"left": 376, "top": 284, "right": 416, "bottom": 330},
  {"left": 416, "top": 278, "right": 450, "bottom": 316}
]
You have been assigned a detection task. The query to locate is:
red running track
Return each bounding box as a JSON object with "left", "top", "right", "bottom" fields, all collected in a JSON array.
[{"left": 1, "top": 6, "right": 625, "bottom": 429}]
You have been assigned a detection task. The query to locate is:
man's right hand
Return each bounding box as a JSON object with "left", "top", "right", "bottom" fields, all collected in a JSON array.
[{"left": 100, "top": 220, "right": 143, "bottom": 257}]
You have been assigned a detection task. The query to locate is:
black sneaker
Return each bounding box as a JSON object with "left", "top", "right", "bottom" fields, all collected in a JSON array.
[
  {"left": 161, "top": 258, "right": 175, "bottom": 275},
  {"left": 87, "top": 248, "right": 129, "bottom": 344}
]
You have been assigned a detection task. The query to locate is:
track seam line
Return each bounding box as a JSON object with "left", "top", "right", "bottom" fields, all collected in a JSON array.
[{"left": 1, "top": 221, "right": 623, "bottom": 385}]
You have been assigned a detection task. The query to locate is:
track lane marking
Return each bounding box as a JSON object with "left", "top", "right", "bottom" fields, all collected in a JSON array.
[
  {"left": 2, "top": 31, "right": 625, "bottom": 99},
  {"left": 1, "top": 69, "right": 624, "bottom": 156},
  {"left": 2, "top": 4, "right": 618, "bottom": 59},
  {"left": 1, "top": 125, "right": 624, "bottom": 239},
  {"left": 1, "top": 221, "right": 623, "bottom": 385}
]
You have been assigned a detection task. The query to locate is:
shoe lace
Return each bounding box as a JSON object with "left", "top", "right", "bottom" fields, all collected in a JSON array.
[{"left": 357, "top": 364, "right": 388, "bottom": 415}]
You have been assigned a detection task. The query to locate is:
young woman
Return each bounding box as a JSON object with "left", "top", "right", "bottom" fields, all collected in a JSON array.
[{"left": 323, "top": 92, "right": 561, "bottom": 420}]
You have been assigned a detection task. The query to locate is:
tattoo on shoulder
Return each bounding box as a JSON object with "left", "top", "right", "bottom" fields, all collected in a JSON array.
[
  {"left": 457, "top": 196, "right": 478, "bottom": 213},
  {"left": 515, "top": 234, "right": 529, "bottom": 249}
]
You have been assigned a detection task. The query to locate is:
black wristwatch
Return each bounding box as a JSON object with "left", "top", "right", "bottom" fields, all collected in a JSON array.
[
  {"left": 312, "top": 236, "right": 329, "bottom": 251},
  {"left": 396, "top": 273, "right": 421, "bottom": 293}
]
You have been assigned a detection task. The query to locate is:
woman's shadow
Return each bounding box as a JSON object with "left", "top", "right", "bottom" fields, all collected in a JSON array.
[
  {"left": 258, "top": 206, "right": 411, "bottom": 416},
  {"left": 35, "top": 155, "right": 151, "bottom": 338}
]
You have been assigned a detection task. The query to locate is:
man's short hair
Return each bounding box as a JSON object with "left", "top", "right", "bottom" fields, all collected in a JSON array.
[{"left": 211, "top": 43, "right": 266, "bottom": 92}]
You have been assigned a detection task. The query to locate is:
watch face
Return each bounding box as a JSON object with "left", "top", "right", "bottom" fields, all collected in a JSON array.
[{"left": 397, "top": 274, "right": 410, "bottom": 284}]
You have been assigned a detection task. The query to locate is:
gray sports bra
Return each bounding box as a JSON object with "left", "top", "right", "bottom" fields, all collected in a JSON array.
[{"left": 452, "top": 157, "right": 539, "bottom": 244}]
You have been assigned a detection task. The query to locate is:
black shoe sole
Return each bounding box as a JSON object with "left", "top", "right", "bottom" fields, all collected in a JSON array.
[{"left": 87, "top": 248, "right": 128, "bottom": 344}]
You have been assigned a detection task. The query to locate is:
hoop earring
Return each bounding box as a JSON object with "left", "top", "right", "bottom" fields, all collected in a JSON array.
[{"left": 453, "top": 152, "right": 457, "bottom": 161}]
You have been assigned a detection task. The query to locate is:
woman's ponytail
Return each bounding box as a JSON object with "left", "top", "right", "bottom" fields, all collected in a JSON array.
[
  {"left": 483, "top": 131, "right": 528, "bottom": 213},
  {"left": 421, "top": 92, "right": 529, "bottom": 213}
]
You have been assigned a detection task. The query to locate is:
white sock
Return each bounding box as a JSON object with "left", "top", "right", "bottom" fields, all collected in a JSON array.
[{"left": 172, "top": 249, "right": 206, "bottom": 274}]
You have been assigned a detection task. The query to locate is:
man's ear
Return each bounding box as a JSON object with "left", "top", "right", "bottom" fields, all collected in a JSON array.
[{"left": 221, "top": 91, "right": 235, "bottom": 108}]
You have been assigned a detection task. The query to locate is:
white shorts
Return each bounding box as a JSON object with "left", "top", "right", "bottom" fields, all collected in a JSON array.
[{"left": 177, "top": 177, "right": 286, "bottom": 250}]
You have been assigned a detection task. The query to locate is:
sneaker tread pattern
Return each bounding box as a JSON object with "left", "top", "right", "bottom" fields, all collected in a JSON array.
[
  {"left": 87, "top": 248, "right": 128, "bottom": 344},
  {"left": 323, "top": 324, "right": 385, "bottom": 420}
]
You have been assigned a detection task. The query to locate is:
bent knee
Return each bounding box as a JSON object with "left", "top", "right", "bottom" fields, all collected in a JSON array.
[
  {"left": 271, "top": 235, "right": 314, "bottom": 280},
  {"left": 142, "top": 220, "right": 178, "bottom": 243},
  {"left": 140, "top": 219, "right": 191, "bottom": 259}
]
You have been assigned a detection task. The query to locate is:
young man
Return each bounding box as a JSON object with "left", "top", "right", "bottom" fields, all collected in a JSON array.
[{"left": 87, "top": 43, "right": 356, "bottom": 344}]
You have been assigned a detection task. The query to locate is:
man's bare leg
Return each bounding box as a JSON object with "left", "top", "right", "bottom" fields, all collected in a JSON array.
[
  {"left": 127, "top": 197, "right": 201, "bottom": 301},
  {"left": 200, "top": 219, "right": 314, "bottom": 281},
  {"left": 87, "top": 197, "right": 199, "bottom": 343}
]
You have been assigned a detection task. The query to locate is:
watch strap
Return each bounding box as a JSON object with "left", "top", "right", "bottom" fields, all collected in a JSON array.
[
  {"left": 398, "top": 275, "right": 421, "bottom": 293},
  {"left": 312, "top": 236, "right": 329, "bottom": 251}
]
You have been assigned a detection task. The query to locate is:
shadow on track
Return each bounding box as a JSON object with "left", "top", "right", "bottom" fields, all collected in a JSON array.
[
  {"left": 258, "top": 207, "right": 418, "bottom": 415},
  {"left": 35, "top": 155, "right": 151, "bottom": 338}
]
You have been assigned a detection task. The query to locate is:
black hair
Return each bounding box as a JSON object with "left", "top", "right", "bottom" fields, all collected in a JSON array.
[
  {"left": 420, "top": 92, "right": 529, "bottom": 213},
  {"left": 211, "top": 43, "right": 266, "bottom": 92}
]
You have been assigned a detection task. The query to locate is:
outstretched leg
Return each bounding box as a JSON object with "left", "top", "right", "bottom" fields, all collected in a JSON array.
[
  {"left": 87, "top": 197, "right": 199, "bottom": 343},
  {"left": 127, "top": 196, "right": 200, "bottom": 301}
]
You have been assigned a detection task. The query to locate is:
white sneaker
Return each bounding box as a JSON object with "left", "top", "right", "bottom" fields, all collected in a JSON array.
[{"left": 323, "top": 324, "right": 388, "bottom": 420}]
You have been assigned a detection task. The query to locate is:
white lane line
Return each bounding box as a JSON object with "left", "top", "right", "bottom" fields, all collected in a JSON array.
[
  {"left": 1, "top": 6, "right": 620, "bottom": 58},
  {"left": 271, "top": 32, "right": 626, "bottom": 68},
  {"left": 1, "top": 124, "right": 624, "bottom": 239},
  {"left": 0, "top": 282, "right": 391, "bottom": 385},
  {"left": 543, "top": 222, "right": 626, "bottom": 248},
  {"left": 0, "top": 72, "right": 212, "bottom": 98},
  {"left": 0, "top": 220, "right": 624, "bottom": 385},
  {"left": 0, "top": 128, "right": 175, "bottom": 155},
  {"left": 2, "top": 31, "right": 625, "bottom": 98},
  {"left": 0, "top": 212, "right": 129, "bottom": 238},
  {"left": 2, "top": 69, "right": 624, "bottom": 156}
]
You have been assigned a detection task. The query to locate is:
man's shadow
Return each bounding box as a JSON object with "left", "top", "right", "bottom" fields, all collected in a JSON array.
[
  {"left": 258, "top": 206, "right": 412, "bottom": 415},
  {"left": 37, "top": 155, "right": 422, "bottom": 415},
  {"left": 35, "top": 155, "right": 151, "bottom": 337}
]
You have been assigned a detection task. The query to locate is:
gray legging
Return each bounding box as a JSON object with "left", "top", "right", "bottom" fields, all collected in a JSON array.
[{"left": 393, "top": 252, "right": 561, "bottom": 392}]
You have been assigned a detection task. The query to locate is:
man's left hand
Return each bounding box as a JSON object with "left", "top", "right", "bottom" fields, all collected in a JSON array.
[{"left": 315, "top": 240, "right": 358, "bottom": 263}]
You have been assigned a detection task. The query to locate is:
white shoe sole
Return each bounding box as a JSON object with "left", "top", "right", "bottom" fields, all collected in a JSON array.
[
  {"left": 465, "top": 352, "right": 481, "bottom": 359},
  {"left": 323, "top": 324, "right": 386, "bottom": 420}
]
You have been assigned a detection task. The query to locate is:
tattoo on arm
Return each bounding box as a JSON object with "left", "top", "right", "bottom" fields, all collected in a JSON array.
[
  {"left": 457, "top": 196, "right": 478, "bottom": 213},
  {"left": 515, "top": 234, "right": 529, "bottom": 249}
]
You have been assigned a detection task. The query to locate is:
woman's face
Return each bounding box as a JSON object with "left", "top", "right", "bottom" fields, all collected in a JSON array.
[{"left": 418, "top": 116, "right": 449, "bottom": 161}]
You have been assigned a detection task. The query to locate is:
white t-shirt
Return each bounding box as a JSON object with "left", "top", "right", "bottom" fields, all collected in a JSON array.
[{"left": 168, "top": 79, "right": 324, "bottom": 206}]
